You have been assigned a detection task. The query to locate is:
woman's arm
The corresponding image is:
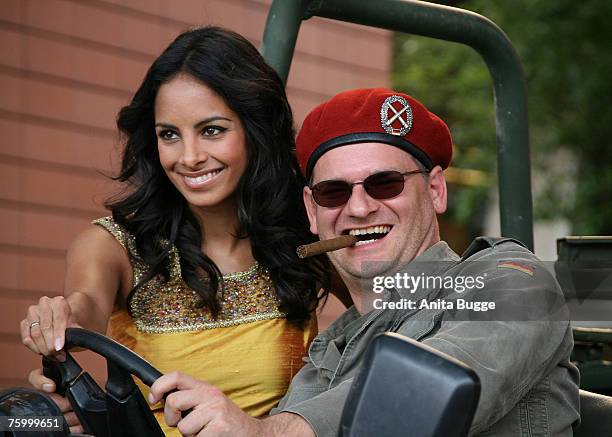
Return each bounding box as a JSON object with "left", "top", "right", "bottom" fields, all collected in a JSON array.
[{"left": 20, "top": 224, "right": 132, "bottom": 355}]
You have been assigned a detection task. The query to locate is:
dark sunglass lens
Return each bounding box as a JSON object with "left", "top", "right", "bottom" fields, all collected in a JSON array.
[
  {"left": 365, "top": 171, "right": 405, "bottom": 199},
  {"left": 313, "top": 181, "right": 352, "bottom": 207}
]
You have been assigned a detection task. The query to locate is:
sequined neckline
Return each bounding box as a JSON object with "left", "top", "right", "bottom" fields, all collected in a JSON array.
[
  {"left": 130, "top": 260, "right": 283, "bottom": 333},
  {"left": 92, "top": 216, "right": 285, "bottom": 333},
  {"left": 222, "top": 262, "right": 259, "bottom": 280}
]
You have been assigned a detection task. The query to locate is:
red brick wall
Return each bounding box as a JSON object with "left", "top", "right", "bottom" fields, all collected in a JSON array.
[{"left": 0, "top": 0, "right": 390, "bottom": 388}]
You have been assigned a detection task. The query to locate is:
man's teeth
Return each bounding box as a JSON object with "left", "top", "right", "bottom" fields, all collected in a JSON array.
[
  {"left": 349, "top": 226, "right": 391, "bottom": 247},
  {"left": 355, "top": 239, "right": 377, "bottom": 247},
  {"left": 348, "top": 226, "right": 391, "bottom": 236},
  {"left": 185, "top": 170, "right": 221, "bottom": 183}
]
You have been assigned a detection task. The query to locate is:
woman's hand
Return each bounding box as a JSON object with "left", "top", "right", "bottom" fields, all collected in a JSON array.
[
  {"left": 28, "top": 368, "right": 84, "bottom": 434},
  {"left": 20, "top": 296, "right": 80, "bottom": 356}
]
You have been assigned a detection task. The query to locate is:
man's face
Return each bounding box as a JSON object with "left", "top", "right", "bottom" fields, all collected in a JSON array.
[{"left": 304, "top": 143, "right": 447, "bottom": 282}]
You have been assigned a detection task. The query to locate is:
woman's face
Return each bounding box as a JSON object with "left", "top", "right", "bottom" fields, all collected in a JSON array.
[{"left": 154, "top": 73, "right": 248, "bottom": 212}]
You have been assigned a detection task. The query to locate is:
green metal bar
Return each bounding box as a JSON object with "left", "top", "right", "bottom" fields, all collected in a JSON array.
[
  {"left": 574, "top": 327, "right": 612, "bottom": 345},
  {"left": 261, "top": 0, "right": 313, "bottom": 84},
  {"left": 261, "top": 0, "right": 534, "bottom": 250}
]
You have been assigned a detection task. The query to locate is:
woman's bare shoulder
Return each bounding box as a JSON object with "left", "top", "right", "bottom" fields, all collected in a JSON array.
[{"left": 66, "top": 224, "right": 131, "bottom": 270}]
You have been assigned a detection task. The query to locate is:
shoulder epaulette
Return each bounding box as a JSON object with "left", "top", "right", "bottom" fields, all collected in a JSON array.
[{"left": 461, "top": 236, "right": 529, "bottom": 261}]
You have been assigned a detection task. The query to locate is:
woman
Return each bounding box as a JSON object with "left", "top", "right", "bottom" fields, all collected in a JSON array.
[{"left": 19, "top": 26, "right": 326, "bottom": 435}]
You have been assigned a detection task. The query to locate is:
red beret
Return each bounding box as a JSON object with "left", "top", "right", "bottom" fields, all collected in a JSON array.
[{"left": 296, "top": 88, "right": 452, "bottom": 178}]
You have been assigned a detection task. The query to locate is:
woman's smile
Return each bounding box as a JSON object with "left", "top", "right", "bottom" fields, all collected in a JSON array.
[{"left": 181, "top": 168, "right": 225, "bottom": 189}]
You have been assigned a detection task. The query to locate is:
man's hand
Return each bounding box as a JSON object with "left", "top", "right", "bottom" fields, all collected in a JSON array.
[
  {"left": 149, "top": 372, "right": 315, "bottom": 437},
  {"left": 150, "top": 371, "right": 263, "bottom": 436},
  {"left": 28, "top": 368, "right": 84, "bottom": 434}
]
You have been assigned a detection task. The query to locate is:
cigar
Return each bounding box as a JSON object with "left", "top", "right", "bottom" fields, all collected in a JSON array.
[{"left": 297, "top": 235, "right": 358, "bottom": 258}]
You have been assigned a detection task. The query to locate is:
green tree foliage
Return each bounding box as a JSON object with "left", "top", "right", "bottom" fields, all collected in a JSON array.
[{"left": 393, "top": 0, "right": 612, "bottom": 234}]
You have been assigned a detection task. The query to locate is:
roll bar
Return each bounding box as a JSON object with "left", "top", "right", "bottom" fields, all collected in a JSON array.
[{"left": 261, "top": 0, "right": 533, "bottom": 249}]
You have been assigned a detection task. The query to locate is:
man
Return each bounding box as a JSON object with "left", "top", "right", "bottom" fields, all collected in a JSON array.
[{"left": 150, "top": 88, "right": 580, "bottom": 436}]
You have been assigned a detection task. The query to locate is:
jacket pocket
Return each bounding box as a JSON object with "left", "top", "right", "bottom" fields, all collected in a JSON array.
[{"left": 518, "top": 376, "right": 550, "bottom": 437}]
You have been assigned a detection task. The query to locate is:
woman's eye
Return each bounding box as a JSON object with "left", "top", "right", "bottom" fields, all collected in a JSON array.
[
  {"left": 203, "top": 126, "right": 226, "bottom": 136},
  {"left": 159, "top": 130, "right": 178, "bottom": 141}
]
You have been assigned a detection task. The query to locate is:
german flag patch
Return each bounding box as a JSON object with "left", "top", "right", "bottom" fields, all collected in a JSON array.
[{"left": 496, "top": 261, "right": 535, "bottom": 276}]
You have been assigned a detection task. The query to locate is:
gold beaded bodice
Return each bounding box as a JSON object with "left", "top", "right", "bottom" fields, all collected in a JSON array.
[{"left": 93, "top": 217, "right": 284, "bottom": 333}]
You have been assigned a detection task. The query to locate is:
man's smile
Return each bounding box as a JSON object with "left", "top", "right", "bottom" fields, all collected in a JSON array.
[{"left": 344, "top": 225, "right": 393, "bottom": 247}]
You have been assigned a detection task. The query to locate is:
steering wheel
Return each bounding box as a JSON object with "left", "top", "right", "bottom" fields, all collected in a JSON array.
[{"left": 43, "top": 328, "right": 165, "bottom": 437}]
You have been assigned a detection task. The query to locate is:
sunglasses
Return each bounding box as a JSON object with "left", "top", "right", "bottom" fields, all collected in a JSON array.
[{"left": 310, "top": 169, "right": 429, "bottom": 208}]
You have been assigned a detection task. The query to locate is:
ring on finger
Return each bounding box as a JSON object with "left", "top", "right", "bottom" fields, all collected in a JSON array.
[{"left": 29, "top": 320, "right": 41, "bottom": 329}]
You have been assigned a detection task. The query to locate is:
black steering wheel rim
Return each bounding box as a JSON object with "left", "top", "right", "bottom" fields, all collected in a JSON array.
[{"left": 64, "top": 327, "right": 162, "bottom": 386}]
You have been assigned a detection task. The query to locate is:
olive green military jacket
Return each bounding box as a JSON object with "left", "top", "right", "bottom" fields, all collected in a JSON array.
[{"left": 271, "top": 239, "right": 580, "bottom": 436}]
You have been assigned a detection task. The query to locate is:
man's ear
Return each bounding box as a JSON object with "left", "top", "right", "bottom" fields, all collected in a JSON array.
[
  {"left": 428, "top": 165, "right": 447, "bottom": 214},
  {"left": 303, "top": 186, "right": 319, "bottom": 235}
]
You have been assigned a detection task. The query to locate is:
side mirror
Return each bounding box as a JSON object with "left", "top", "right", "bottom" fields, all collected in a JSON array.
[{"left": 339, "top": 333, "right": 480, "bottom": 437}]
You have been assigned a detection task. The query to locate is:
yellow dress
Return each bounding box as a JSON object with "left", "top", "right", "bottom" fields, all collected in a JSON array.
[{"left": 93, "top": 217, "right": 316, "bottom": 436}]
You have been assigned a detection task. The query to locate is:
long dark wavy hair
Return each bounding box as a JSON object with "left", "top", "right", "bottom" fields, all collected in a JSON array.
[{"left": 108, "top": 26, "right": 325, "bottom": 325}]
